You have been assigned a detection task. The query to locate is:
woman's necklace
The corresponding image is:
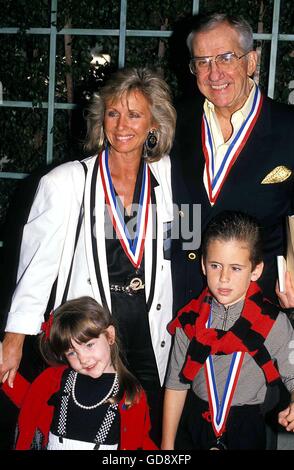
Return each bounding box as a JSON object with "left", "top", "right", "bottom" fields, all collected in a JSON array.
[{"left": 72, "top": 372, "right": 118, "bottom": 410}]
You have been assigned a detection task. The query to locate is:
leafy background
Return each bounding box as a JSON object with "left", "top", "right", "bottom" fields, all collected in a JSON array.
[{"left": 0, "top": 0, "right": 293, "bottom": 242}]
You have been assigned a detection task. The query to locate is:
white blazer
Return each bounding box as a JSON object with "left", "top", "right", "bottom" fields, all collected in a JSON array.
[{"left": 6, "top": 154, "right": 173, "bottom": 385}]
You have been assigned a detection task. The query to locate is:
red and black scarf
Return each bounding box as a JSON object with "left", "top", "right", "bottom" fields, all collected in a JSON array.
[{"left": 168, "top": 282, "right": 281, "bottom": 386}]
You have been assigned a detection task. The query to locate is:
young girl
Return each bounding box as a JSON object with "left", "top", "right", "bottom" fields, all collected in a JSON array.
[
  {"left": 162, "top": 210, "right": 294, "bottom": 450},
  {"left": 2, "top": 296, "right": 157, "bottom": 450}
]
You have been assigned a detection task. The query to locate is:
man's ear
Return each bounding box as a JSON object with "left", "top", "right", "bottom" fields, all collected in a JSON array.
[
  {"left": 247, "top": 50, "right": 258, "bottom": 77},
  {"left": 201, "top": 256, "right": 207, "bottom": 276},
  {"left": 251, "top": 261, "right": 264, "bottom": 282}
]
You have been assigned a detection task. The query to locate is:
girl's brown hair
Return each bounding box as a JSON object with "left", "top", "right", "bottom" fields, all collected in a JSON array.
[{"left": 40, "top": 296, "right": 141, "bottom": 407}]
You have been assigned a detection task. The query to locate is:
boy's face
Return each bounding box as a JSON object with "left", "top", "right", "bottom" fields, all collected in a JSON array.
[{"left": 202, "top": 238, "right": 263, "bottom": 307}]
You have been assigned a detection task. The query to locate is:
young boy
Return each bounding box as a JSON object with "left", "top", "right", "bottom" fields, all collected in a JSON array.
[{"left": 162, "top": 211, "right": 294, "bottom": 450}]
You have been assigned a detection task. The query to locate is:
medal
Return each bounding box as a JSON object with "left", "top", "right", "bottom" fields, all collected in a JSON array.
[
  {"left": 202, "top": 85, "right": 263, "bottom": 205},
  {"left": 204, "top": 309, "right": 245, "bottom": 439},
  {"left": 209, "top": 436, "right": 227, "bottom": 450},
  {"left": 100, "top": 148, "right": 151, "bottom": 268}
]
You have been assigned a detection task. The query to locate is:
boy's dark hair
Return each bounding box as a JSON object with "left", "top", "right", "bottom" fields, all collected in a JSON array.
[
  {"left": 39, "top": 296, "right": 141, "bottom": 407},
  {"left": 202, "top": 210, "right": 263, "bottom": 269}
]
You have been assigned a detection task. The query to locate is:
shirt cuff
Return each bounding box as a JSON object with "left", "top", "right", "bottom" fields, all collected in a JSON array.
[{"left": 5, "top": 311, "right": 43, "bottom": 335}]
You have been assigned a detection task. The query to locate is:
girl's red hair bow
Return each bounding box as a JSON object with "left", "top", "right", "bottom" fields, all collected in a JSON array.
[{"left": 41, "top": 310, "right": 54, "bottom": 339}]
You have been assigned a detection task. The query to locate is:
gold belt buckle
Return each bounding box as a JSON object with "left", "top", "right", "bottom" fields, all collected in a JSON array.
[{"left": 129, "top": 277, "right": 144, "bottom": 292}]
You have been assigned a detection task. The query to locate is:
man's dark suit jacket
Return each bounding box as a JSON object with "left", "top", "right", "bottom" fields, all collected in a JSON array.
[{"left": 171, "top": 92, "right": 294, "bottom": 311}]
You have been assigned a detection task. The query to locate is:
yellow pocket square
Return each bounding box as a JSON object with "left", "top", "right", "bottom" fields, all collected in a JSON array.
[{"left": 261, "top": 166, "right": 292, "bottom": 184}]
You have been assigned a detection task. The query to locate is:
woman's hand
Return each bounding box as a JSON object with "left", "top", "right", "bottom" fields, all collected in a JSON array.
[
  {"left": 276, "top": 271, "right": 294, "bottom": 309},
  {"left": 0, "top": 332, "right": 25, "bottom": 387}
]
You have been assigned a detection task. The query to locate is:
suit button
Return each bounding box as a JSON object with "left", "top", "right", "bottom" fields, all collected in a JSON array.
[
  {"left": 187, "top": 251, "right": 197, "bottom": 261},
  {"left": 87, "top": 278, "right": 91, "bottom": 285},
  {"left": 161, "top": 340, "right": 166, "bottom": 348},
  {"left": 156, "top": 304, "right": 161, "bottom": 310},
  {"left": 123, "top": 427, "right": 127, "bottom": 432}
]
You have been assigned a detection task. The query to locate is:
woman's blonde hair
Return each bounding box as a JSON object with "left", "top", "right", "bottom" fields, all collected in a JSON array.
[
  {"left": 84, "top": 67, "right": 176, "bottom": 162},
  {"left": 39, "top": 296, "right": 141, "bottom": 407}
]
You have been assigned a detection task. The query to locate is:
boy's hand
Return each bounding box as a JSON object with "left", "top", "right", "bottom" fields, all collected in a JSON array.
[{"left": 278, "top": 402, "right": 294, "bottom": 432}]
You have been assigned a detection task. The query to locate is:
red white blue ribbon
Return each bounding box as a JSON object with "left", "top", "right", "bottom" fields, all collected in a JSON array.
[
  {"left": 202, "top": 85, "right": 263, "bottom": 205},
  {"left": 100, "top": 148, "right": 151, "bottom": 268},
  {"left": 204, "top": 311, "right": 245, "bottom": 437}
]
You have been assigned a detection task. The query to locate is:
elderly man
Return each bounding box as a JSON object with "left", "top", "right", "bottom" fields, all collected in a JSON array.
[
  {"left": 170, "top": 12, "right": 294, "bottom": 450},
  {"left": 172, "top": 13, "right": 294, "bottom": 311}
]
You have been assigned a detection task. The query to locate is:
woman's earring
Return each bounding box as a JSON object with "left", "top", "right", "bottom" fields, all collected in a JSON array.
[{"left": 143, "top": 129, "right": 158, "bottom": 158}]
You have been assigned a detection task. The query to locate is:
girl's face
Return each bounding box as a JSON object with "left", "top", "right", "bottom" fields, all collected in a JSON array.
[
  {"left": 64, "top": 326, "right": 116, "bottom": 378},
  {"left": 202, "top": 238, "right": 263, "bottom": 307}
]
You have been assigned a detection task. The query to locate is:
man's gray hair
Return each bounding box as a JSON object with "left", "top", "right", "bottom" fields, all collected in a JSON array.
[{"left": 187, "top": 13, "right": 254, "bottom": 56}]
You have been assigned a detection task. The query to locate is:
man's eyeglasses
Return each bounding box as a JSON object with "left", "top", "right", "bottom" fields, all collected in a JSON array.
[{"left": 189, "top": 51, "right": 251, "bottom": 75}]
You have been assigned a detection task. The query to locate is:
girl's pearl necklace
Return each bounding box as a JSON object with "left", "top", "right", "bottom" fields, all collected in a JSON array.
[{"left": 71, "top": 372, "right": 118, "bottom": 410}]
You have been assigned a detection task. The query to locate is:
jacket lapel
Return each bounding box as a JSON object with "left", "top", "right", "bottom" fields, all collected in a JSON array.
[{"left": 84, "top": 155, "right": 111, "bottom": 310}]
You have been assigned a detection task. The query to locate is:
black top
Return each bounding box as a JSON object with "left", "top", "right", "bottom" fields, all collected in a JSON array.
[
  {"left": 49, "top": 370, "right": 120, "bottom": 445},
  {"left": 105, "top": 160, "right": 160, "bottom": 391}
]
